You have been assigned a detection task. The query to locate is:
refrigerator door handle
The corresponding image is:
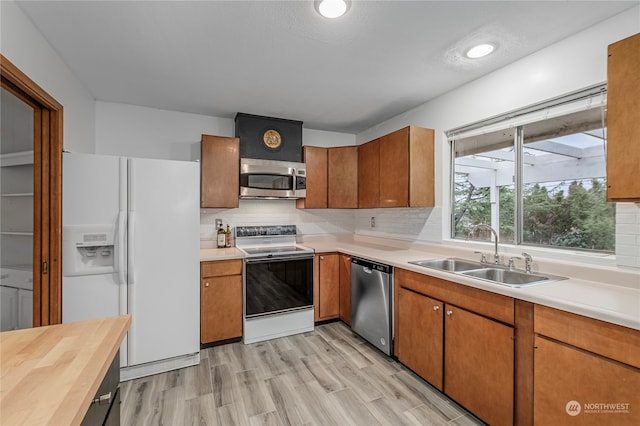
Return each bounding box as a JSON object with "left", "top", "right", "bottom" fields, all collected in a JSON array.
[
  {"left": 128, "top": 158, "right": 136, "bottom": 286},
  {"left": 127, "top": 211, "right": 136, "bottom": 284},
  {"left": 117, "top": 211, "right": 126, "bottom": 286}
]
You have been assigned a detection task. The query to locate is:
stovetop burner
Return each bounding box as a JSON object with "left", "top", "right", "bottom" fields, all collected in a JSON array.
[
  {"left": 235, "top": 225, "right": 314, "bottom": 259},
  {"left": 242, "top": 246, "right": 308, "bottom": 255}
]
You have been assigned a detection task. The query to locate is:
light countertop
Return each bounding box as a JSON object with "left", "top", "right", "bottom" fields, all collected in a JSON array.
[
  {"left": 0, "top": 315, "right": 131, "bottom": 426},
  {"left": 200, "top": 247, "right": 244, "bottom": 261},
  {"left": 200, "top": 235, "right": 640, "bottom": 330}
]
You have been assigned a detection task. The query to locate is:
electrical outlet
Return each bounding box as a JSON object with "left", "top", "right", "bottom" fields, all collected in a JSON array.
[
  {"left": 215, "top": 218, "right": 223, "bottom": 229},
  {"left": 370, "top": 217, "right": 375, "bottom": 228}
]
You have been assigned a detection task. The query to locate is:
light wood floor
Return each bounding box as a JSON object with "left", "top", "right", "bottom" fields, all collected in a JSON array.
[{"left": 120, "top": 322, "right": 484, "bottom": 425}]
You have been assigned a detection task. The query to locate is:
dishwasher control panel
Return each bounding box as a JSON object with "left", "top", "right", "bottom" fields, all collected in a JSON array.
[{"left": 351, "top": 257, "right": 393, "bottom": 274}]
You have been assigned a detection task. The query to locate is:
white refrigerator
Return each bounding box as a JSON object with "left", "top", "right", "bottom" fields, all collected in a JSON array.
[{"left": 62, "top": 152, "right": 200, "bottom": 380}]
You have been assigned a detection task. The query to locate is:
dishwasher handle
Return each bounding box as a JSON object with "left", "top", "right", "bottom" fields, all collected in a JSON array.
[{"left": 352, "top": 256, "right": 392, "bottom": 274}]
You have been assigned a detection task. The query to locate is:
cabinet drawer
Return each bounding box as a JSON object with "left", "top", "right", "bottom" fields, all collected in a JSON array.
[
  {"left": 396, "top": 268, "right": 514, "bottom": 325},
  {"left": 534, "top": 304, "right": 640, "bottom": 368},
  {"left": 201, "top": 259, "right": 242, "bottom": 278}
]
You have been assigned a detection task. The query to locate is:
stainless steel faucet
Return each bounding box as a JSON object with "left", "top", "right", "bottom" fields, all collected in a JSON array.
[{"left": 468, "top": 224, "right": 500, "bottom": 264}]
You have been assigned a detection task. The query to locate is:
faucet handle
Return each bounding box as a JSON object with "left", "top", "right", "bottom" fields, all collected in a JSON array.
[
  {"left": 522, "top": 252, "right": 533, "bottom": 272},
  {"left": 474, "top": 251, "right": 488, "bottom": 264},
  {"left": 508, "top": 256, "right": 522, "bottom": 269}
]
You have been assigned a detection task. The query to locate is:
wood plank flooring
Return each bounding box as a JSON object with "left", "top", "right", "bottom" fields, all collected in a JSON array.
[{"left": 121, "top": 322, "right": 484, "bottom": 425}]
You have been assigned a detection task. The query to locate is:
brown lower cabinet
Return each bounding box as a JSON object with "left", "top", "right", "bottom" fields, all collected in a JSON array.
[
  {"left": 315, "top": 253, "right": 340, "bottom": 321},
  {"left": 396, "top": 269, "right": 514, "bottom": 426},
  {"left": 200, "top": 259, "right": 242, "bottom": 344},
  {"left": 533, "top": 304, "right": 640, "bottom": 425},
  {"left": 338, "top": 253, "right": 352, "bottom": 325},
  {"left": 444, "top": 304, "right": 514, "bottom": 426},
  {"left": 397, "top": 288, "right": 443, "bottom": 389}
]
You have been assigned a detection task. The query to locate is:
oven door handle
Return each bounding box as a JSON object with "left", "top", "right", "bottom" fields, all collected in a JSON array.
[{"left": 245, "top": 254, "right": 314, "bottom": 264}]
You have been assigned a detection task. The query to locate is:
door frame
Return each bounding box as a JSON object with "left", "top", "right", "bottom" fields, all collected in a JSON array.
[{"left": 1, "top": 54, "right": 63, "bottom": 326}]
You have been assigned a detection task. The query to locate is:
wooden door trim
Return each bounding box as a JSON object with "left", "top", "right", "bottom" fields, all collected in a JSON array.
[{"left": 1, "top": 54, "right": 64, "bottom": 326}]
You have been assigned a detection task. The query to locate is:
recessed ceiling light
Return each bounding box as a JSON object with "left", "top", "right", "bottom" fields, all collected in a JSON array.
[
  {"left": 315, "top": 0, "right": 351, "bottom": 19},
  {"left": 466, "top": 43, "right": 495, "bottom": 59}
]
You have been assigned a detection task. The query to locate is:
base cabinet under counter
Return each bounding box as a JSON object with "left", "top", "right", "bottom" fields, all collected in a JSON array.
[
  {"left": 200, "top": 259, "right": 243, "bottom": 345},
  {"left": 396, "top": 268, "right": 515, "bottom": 426},
  {"left": 82, "top": 350, "right": 121, "bottom": 426},
  {"left": 533, "top": 304, "right": 640, "bottom": 425}
]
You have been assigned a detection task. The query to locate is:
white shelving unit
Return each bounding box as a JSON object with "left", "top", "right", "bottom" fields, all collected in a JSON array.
[{"left": 0, "top": 150, "right": 34, "bottom": 321}]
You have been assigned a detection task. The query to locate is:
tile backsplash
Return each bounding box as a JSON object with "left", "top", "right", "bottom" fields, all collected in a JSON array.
[
  {"left": 615, "top": 203, "right": 640, "bottom": 269},
  {"left": 200, "top": 200, "right": 355, "bottom": 243},
  {"left": 201, "top": 201, "right": 638, "bottom": 270}
]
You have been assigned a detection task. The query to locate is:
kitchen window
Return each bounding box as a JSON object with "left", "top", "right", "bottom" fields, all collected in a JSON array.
[{"left": 449, "top": 84, "right": 615, "bottom": 253}]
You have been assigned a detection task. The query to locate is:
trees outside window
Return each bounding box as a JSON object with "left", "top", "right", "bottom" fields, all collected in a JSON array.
[{"left": 451, "top": 91, "right": 614, "bottom": 253}]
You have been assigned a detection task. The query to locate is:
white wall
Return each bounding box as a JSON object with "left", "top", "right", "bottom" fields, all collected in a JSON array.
[
  {"left": 354, "top": 6, "right": 640, "bottom": 268},
  {"left": 95, "top": 101, "right": 234, "bottom": 161},
  {"left": 0, "top": 0, "right": 95, "bottom": 153},
  {"left": 95, "top": 101, "right": 357, "bottom": 160},
  {"left": 93, "top": 101, "right": 358, "bottom": 240}
]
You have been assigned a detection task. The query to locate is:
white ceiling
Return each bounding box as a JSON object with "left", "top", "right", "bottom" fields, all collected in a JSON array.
[{"left": 16, "top": 0, "right": 638, "bottom": 134}]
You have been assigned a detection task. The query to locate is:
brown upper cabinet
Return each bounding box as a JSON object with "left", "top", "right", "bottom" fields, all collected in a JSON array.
[
  {"left": 200, "top": 134, "right": 239, "bottom": 208},
  {"left": 358, "top": 126, "right": 434, "bottom": 208},
  {"left": 358, "top": 138, "right": 380, "bottom": 208},
  {"left": 297, "top": 145, "right": 358, "bottom": 209},
  {"left": 297, "top": 146, "right": 328, "bottom": 208},
  {"left": 607, "top": 33, "right": 640, "bottom": 202},
  {"left": 328, "top": 146, "right": 358, "bottom": 208}
]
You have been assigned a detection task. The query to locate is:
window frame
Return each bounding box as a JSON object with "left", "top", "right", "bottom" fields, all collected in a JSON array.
[{"left": 448, "top": 84, "right": 612, "bottom": 253}]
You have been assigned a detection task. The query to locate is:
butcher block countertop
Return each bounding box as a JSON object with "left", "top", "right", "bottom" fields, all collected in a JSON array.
[{"left": 0, "top": 315, "right": 130, "bottom": 426}]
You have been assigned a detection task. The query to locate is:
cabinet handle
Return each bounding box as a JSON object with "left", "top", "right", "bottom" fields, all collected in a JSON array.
[
  {"left": 93, "top": 392, "right": 112, "bottom": 405},
  {"left": 433, "top": 305, "right": 440, "bottom": 311},
  {"left": 446, "top": 310, "right": 453, "bottom": 316},
  {"left": 320, "top": 256, "right": 324, "bottom": 260},
  {"left": 204, "top": 282, "right": 209, "bottom": 287}
]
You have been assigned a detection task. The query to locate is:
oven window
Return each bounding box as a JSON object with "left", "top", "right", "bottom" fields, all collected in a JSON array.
[
  {"left": 245, "top": 257, "right": 313, "bottom": 317},
  {"left": 240, "top": 174, "right": 294, "bottom": 190}
]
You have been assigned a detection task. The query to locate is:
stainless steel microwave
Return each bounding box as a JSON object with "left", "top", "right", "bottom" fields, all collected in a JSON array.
[{"left": 239, "top": 158, "right": 306, "bottom": 199}]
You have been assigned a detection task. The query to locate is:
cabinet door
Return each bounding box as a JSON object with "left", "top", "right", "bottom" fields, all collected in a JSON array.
[
  {"left": 18, "top": 289, "right": 33, "bottom": 329},
  {"left": 201, "top": 275, "right": 242, "bottom": 343},
  {"left": 607, "top": 33, "right": 640, "bottom": 202},
  {"left": 408, "top": 126, "right": 435, "bottom": 207},
  {"left": 534, "top": 335, "right": 640, "bottom": 426},
  {"left": 1, "top": 286, "right": 18, "bottom": 331},
  {"left": 328, "top": 146, "right": 358, "bottom": 208},
  {"left": 358, "top": 139, "right": 380, "bottom": 208},
  {"left": 444, "top": 304, "right": 514, "bottom": 426},
  {"left": 300, "top": 146, "right": 328, "bottom": 208},
  {"left": 201, "top": 134, "right": 239, "bottom": 208},
  {"left": 339, "top": 253, "right": 352, "bottom": 325},
  {"left": 317, "top": 254, "right": 339, "bottom": 320},
  {"left": 398, "top": 287, "right": 443, "bottom": 390},
  {"left": 379, "top": 128, "right": 409, "bottom": 207}
]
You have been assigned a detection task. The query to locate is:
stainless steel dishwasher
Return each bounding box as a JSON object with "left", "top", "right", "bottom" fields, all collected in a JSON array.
[{"left": 351, "top": 257, "right": 393, "bottom": 356}]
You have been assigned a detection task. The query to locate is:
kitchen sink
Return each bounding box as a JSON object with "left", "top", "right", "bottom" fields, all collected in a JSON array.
[
  {"left": 460, "top": 268, "right": 549, "bottom": 287},
  {"left": 408, "top": 257, "right": 566, "bottom": 288},
  {"left": 409, "top": 258, "right": 484, "bottom": 272}
]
